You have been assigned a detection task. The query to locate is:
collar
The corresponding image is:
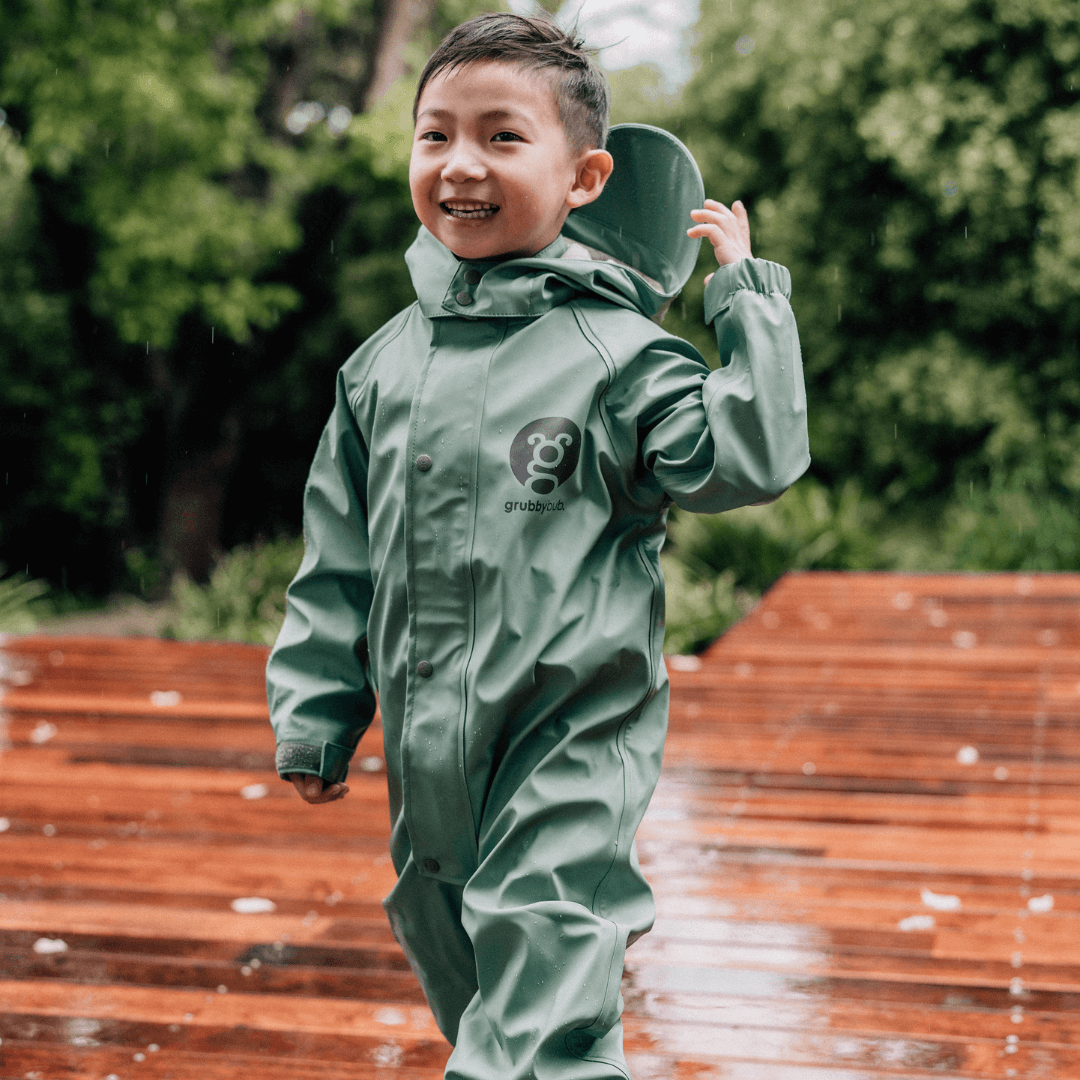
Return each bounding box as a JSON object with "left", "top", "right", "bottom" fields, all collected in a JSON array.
[{"left": 404, "top": 226, "right": 669, "bottom": 321}]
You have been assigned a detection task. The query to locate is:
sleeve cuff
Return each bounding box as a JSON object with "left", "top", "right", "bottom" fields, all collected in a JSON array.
[
  {"left": 276, "top": 740, "right": 354, "bottom": 784},
  {"left": 703, "top": 257, "right": 792, "bottom": 324}
]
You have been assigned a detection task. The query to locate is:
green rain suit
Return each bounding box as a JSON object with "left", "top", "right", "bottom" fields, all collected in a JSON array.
[{"left": 266, "top": 125, "right": 810, "bottom": 1080}]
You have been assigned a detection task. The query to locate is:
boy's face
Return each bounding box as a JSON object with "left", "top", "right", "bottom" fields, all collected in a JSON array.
[{"left": 410, "top": 61, "right": 612, "bottom": 261}]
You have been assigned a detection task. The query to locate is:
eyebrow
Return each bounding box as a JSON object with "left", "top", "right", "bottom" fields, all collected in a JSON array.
[{"left": 416, "top": 107, "right": 532, "bottom": 124}]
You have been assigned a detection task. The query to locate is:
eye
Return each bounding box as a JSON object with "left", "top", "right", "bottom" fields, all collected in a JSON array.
[
  {"left": 419, "top": 131, "right": 447, "bottom": 142},
  {"left": 492, "top": 131, "right": 523, "bottom": 142}
]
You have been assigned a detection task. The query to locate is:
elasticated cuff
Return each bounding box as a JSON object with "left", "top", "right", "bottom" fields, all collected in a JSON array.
[
  {"left": 704, "top": 257, "right": 792, "bottom": 325},
  {"left": 275, "top": 740, "right": 353, "bottom": 784}
]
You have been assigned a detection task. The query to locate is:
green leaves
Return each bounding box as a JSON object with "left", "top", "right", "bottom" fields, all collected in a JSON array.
[
  {"left": 164, "top": 536, "right": 304, "bottom": 644},
  {"left": 682, "top": 0, "right": 1080, "bottom": 507},
  {"left": 661, "top": 475, "right": 891, "bottom": 653},
  {"left": 5, "top": 2, "right": 307, "bottom": 349},
  {"left": 654, "top": 0, "right": 1080, "bottom": 647},
  {"left": 0, "top": 568, "right": 49, "bottom": 634}
]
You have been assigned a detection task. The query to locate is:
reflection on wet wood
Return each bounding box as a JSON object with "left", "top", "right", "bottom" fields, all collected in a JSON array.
[{"left": 1, "top": 570, "right": 1078, "bottom": 1078}]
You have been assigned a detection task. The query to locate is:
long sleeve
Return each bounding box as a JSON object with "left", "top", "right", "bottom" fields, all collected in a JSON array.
[
  {"left": 612, "top": 257, "right": 810, "bottom": 513},
  {"left": 265, "top": 368, "right": 377, "bottom": 784}
]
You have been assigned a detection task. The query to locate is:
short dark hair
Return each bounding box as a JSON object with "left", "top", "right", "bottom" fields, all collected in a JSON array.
[{"left": 413, "top": 13, "right": 610, "bottom": 153}]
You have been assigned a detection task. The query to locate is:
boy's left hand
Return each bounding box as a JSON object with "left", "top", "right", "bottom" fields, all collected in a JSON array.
[
  {"left": 687, "top": 198, "right": 753, "bottom": 285},
  {"left": 286, "top": 773, "right": 349, "bottom": 803}
]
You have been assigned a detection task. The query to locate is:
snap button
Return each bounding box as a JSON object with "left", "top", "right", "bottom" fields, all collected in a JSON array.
[
  {"left": 416, "top": 660, "right": 433, "bottom": 678},
  {"left": 422, "top": 858, "right": 441, "bottom": 874},
  {"left": 463, "top": 269, "right": 481, "bottom": 285},
  {"left": 455, "top": 290, "right": 473, "bottom": 305},
  {"left": 415, "top": 454, "right": 432, "bottom": 472}
]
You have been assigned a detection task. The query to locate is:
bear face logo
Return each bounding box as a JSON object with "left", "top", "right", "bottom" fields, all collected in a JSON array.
[{"left": 509, "top": 417, "right": 581, "bottom": 495}]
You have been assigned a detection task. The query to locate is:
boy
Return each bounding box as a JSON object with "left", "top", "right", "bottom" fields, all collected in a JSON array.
[{"left": 267, "top": 12, "right": 809, "bottom": 1080}]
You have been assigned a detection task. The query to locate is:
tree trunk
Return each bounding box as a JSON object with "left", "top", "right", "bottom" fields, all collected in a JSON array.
[
  {"left": 158, "top": 415, "right": 241, "bottom": 583},
  {"left": 153, "top": 0, "right": 432, "bottom": 583},
  {"left": 363, "top": 0, "right": 436, "bottom": 110}
]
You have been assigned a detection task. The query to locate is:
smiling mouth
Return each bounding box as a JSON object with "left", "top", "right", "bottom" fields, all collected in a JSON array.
[{"left": 441, "top": 201, "right": 500, "bottom": 220}]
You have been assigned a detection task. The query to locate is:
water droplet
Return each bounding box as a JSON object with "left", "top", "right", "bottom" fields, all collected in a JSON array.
[
  {"left": 33, "top": 937, "right": 68, "bottom": 954},
  {"left": 230, "top": 896, "right": 276, "bottom": 914},
  {"left": 898, "top": 914, "right": 935, "bottom": 931},
  {"left": 921, "top": 888, "right": 961, "bottom": 911}
]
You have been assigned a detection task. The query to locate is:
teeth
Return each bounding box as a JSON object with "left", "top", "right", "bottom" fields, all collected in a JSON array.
[{"left": 442, "top": 202, "right": 499, "bottom": 219}]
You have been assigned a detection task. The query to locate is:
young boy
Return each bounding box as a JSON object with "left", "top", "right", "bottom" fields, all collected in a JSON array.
[{"left": 267, "top": 12, "right": 809, "bottom": 1080}]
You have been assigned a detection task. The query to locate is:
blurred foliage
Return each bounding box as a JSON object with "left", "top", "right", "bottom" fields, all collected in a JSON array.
[
  {"left": 660, "top": 558, "right": 754, "bottom": 658},
  {"left": 3, "top": 0, "right": 1079, "bottom": 650},
  {"left": 0, "top": 567, "right": 50, "bottom": 634},
  {"left": 607, "top": 64, "right": 680, "bottom": 127},
  {"left": 671, "top": 0, "right": 1080, "bottom": 542},
  {"left": 659, "top": 0, "right": 1080, "bottom": 650},
  {"left": 0, "top": 0, "right": 492, "bottom": 591},
  {"left": 661, "top": 474, "right": 890, "bottom": 653},
  {"left": 943, "top": 477, "right": 1080, "bottom": 570},
  {"left": 164, "top": 536, "right": 304, "bottom": 644},
  {"left": 671, "top": 476, "right": 890, "bottom": 593}
]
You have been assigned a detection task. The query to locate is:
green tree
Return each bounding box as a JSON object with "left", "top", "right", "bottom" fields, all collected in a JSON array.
[
  {"left": 0, "top": 0, "right": 489, "bottom": 592},
  {"left": 671, "top": 0, "right": 1080, "bottom": 571}
]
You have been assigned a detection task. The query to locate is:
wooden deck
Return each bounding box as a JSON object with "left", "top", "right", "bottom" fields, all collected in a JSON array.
[{"left": 1, "top": 570, "right": 1079, "bottom": 1079}]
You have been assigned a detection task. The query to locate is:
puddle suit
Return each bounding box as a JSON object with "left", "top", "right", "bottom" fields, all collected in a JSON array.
[{"left": 266, "top": 125, "right": 810, "bottom": 1080}]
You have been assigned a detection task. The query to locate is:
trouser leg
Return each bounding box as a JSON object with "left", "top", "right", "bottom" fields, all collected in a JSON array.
[
  {"left": 382, "top": 856, "right": 477, "bottom": 1046},
  {"left": 445, "top": 700, "right": 665, "bottom": 1080},
  {"left": 447, "top": 879, "right": 644, "bottom": 1080}
]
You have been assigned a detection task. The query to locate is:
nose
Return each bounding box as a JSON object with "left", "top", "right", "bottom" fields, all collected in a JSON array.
[{"left": 441, "top": 140, "right": 487, "bottom": 184}]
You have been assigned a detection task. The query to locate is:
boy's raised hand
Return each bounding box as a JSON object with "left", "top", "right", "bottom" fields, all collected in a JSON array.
[
  {"left": 687, "top": 198, "right": 753, "bottom": 286},
  {"left": 287, "top": 773, "right": 349, "bottom": 804}
]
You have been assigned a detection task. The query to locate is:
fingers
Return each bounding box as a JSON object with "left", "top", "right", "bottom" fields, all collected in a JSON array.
[
  {"left": 687, "top": 200, "right": 745, "bottom": 233},
  {"left": 287, "top": 773, "right": 349, "bottom": 804},
  {"left": 310, "top": 782, "right": 349, "bottom": 803},
  {"left": 691, "top": 200, "right": 734, "bottom": 225},
  {"left": 688, "top": 197, "right": 753, "bottom": 270},
  {"left": 685, "top": 221, "right": 724, "bottom": 246},
  {"left": 731, "top": 199, "right": 751, "bottom": 247}
]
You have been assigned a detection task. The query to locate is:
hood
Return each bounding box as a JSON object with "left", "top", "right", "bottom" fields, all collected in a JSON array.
[
  {"left": 405, "top": 123, "right": 705, "bottom": 322},
  {"left": 562, "top": 123, "right": 705, "bottom": 299}
]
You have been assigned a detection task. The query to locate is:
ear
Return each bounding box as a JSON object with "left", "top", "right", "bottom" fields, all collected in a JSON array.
[{"left": 566, "top": 149, "right": 614, "bottom": 210}]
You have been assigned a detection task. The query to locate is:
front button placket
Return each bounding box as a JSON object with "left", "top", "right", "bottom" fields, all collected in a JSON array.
[{"left": 400, "top": 316, "right": 505, "bottom": 884}]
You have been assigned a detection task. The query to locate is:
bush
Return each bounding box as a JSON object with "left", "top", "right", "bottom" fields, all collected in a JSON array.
[
  {"left": 668, "top": 475, "right": 889, "bottom": 587},
  {"left": 662, "top": 475, "right": 894, "bottom": 654},
  {"left": 661, "top": 557, "right": 756, "bottom": 656},
  {"left": 0, "top": 567, "right": 49, "bottom": 633},
  {"left": 662, "top": 469, "right": 1080, "bottom": 655},
  {"left": 164, "top": 537, "right": 304, "bottom": 645},
  {"left": 943, "top": 479, "right": 1080, "bottom": 572},
  {"left": 159, "top": 472, "right": 1080, "bottom": 657}
]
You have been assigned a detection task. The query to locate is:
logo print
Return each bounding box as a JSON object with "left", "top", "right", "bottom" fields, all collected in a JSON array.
[{"left": 510, "top": 417, "right": 581, "bottom": 495}]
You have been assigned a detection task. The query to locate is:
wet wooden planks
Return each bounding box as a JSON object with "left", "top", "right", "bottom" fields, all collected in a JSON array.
[{"left": 0, "top": 570, "right": 1078, "bottom": 1079}]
